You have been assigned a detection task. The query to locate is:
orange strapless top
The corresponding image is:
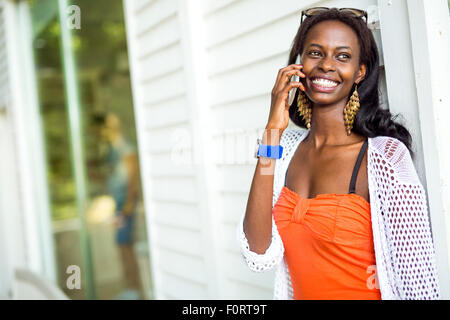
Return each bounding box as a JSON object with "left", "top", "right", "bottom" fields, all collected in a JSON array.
[
  {"left": 273, "top": 187, "right": 380, "bottom": 300},
  {"left": 273, "top": 139, "right": 381, "bottom": 300}
]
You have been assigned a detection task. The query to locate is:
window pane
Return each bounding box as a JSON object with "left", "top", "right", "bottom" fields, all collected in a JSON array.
[{"left": 27, "top": 0, "right": 153, "bottom": 300}]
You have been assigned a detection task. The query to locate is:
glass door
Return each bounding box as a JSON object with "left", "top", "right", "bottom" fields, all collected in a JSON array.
[{"left": 25, "top": 0, "right": 153, "bottom": 299}]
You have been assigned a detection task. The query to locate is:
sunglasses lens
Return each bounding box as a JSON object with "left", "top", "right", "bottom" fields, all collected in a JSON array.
[
  {"left": 301, "top": 7, "right": 367, "bottom": 24},
  {"left": 304, "top": 7, "right": 329, "bottom": 16},
  {"left": 340, "top": 8, "right": 365, "bottom": 17}
]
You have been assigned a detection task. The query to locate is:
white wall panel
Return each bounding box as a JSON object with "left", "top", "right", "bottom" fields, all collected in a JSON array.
[
  {"left": 158, "top": 271, "right": 209, "bottom": 299},
  {"left": 146, "top": 124, "right": 190, "bottom": 153},
  {"left": 139, "top": 42, "right": 183, "bottom": 82},
  {"left": 144, "top": 96, "right": 189, "bottom": 130},
  {"left": 141, "top": 72, "right": 185, "bottom": 105},
  {"left": 124, "top": 0, "right": 212, "bottom": 299},
  {"left": 135, "top": 0, "right": 177, "bottom": 36},
  {"left": 153, "top": 224, "right": 204, "bottom": 258},
  {"left": 151, "top": 202, "right": 201, "bottom": 231},
  {"left": 136, "top": 14, "right": 180, "bottom": 58}
]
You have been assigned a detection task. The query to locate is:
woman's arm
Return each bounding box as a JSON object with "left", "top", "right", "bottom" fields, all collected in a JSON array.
[
  {"left": 243, "top": 127, "right": 283, "bottom": 254},
  {"left": 237, "top": 128, "right": 286, "bottom": 272},
  {"left": 237, "top": 64, "right": 305, "bottom": 272}
]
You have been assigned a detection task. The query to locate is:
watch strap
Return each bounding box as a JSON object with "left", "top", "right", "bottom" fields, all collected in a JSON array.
[{"left": 256, "top": 141, "right": 283, "bottom": 159}]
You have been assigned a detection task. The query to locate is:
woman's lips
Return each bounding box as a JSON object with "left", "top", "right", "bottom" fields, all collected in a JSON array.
[{"left": 308, "top": 78, "right": 340, "bottom": 93}]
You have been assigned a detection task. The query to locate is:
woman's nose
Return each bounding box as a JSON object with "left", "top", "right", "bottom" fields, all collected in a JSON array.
[{"left": 318, "top": 55, "right": 335, "bottom": 72}]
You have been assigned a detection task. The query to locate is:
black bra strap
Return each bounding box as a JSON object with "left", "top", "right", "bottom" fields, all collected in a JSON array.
[
  {"left": 349, "top": 139, "right": 368, "bottom": 194},
  {"left": 284, "top": 166, "right": 288, "bottom": 186}
]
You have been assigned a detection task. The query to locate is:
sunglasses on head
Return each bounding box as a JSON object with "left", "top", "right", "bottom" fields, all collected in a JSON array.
[{"left": 301, "top": 7, "right": 368, "bottom": 24}]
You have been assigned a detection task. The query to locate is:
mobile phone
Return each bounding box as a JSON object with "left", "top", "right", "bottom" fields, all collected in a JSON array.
[{"left": 287, "top": 55, "right": 301, "bottom": 106}]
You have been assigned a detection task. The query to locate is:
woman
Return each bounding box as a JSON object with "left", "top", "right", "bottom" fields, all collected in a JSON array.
[{"left": 238, "top": 7, "right": 440, "bottom": 300}]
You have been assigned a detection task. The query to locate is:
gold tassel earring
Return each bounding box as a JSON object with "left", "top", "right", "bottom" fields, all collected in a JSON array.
[
  {"left": 343, "top": 84, "right": 360, "bottom": 135},
  {"left": 297, "top": 89, "right": 312, "bottom": 129}
]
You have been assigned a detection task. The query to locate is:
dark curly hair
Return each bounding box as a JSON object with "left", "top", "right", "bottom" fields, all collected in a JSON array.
[{"left": 287, "top": 8, "right": 414, "bottom": 159}]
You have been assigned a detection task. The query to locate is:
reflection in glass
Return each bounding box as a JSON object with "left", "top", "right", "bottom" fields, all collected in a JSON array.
[{"left": 27, "top": 0, "right": 153, "bottom": 299}]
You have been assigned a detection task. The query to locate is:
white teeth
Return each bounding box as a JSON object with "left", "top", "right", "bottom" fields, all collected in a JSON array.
[{"left": 312, "top": 78, "right": 338, "bottom": 87}]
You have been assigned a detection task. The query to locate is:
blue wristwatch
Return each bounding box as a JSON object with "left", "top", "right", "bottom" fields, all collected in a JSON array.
[{"left": 254, "top": 138, "right": 284, "bottom": 159}]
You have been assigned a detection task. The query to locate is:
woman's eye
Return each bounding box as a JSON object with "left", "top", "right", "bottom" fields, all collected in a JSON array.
[
  {"left": 308, "top": 51, "right": 320, "bottom": 56},
  {"left": 338, "top": 53, "right": 350, "bottom": 59}
]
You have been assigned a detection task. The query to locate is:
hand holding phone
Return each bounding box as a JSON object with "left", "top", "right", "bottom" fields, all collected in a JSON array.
[{"left": 266, "top": 56, "right": 305, "bottom": 133}]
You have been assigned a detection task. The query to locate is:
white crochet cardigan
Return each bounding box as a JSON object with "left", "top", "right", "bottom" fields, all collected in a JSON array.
[{"left": 238, "top": 128, "right": 440, "bottom": 300}]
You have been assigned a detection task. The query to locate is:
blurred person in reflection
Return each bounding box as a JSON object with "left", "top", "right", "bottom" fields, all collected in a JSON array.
[{"left": 99, "top": 112, "right": 142, "bottom": 300}]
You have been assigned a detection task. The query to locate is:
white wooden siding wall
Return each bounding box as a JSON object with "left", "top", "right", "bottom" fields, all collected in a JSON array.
[
  {"left": 124, "top": 0, "right": 216, "bottom": 299},
  {"left": 125, "top": 0, "right": 448, "bottom": 299}
]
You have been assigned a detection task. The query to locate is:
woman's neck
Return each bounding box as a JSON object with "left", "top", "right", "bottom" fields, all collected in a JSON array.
[{"left": 305, "top": 101, "right": 365, "bottom": 149}]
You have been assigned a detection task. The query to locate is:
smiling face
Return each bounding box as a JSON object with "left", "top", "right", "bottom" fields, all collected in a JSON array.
[{"left": 300, "top": 19, "right": 366, "bottom": 106}]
